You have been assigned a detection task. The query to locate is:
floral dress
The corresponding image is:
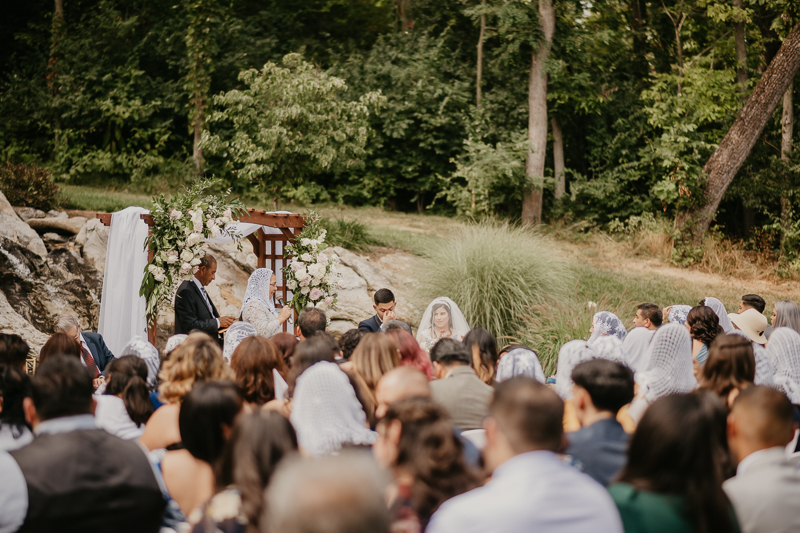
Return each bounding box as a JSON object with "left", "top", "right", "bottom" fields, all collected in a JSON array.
[{"left": 189, "top": 487, "right": 247, "bottom": 533}]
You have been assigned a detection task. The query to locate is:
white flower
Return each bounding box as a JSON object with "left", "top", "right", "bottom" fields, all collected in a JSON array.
[
  {"left": 299, "top": 275, "right": 311, "bottom": 287},
  {"left": 307, "top": 263, "right": 325, "bottom": 279},
  {"left": 209, "top": 225, "right": 221, "bottom": 238},
  {"left": 301, "top": 238, "right": 312, "bottom": 247},
  {"left": 311, "top": 277, "right": 320, "bottom": 287},
  {"left": 309, "top": 288, "right": 323, "bottom": 301},
  {"left": 170, "top": 209, "right": 182, "bottom": 220},
  {"left": 319, "top": 229, "right": 327, "bottom": 241},
  {"left": 187, "top": 233, "right": 204, "bottom": 247},
  {"left": 190, "top": 257, "right": 201, "bottom": 266},
  {"left": 166, "top": 251, "right": 179, "bottom": 264},
  {"left": 301, "top": 253, "right": 313, "bottom": 262},
  {"left": 300, "top": 287, "right": 310, "bottom": 295},
  {"left": 154, "top": 271, "right": 166, "bottom": 283},
  {"left": 323, "top": 296, "right": 334, "bottom": 307},
  {"left": 148, "top": 264, "right": 159, "bottom": 274},
  {"left": 223, "top": 208, "right": 232, "bottom": 220},
  {"left": 587, "top": 301, "right": 598, "bottom": 310},
  {"left": 180, "top": 262, "right": 192, "bottom": 272},
  {"left": 317, "top": 254, "right": 328, "bottom": 266},
  {"left": 294, "top": 268, "right": 307, "bottom": 280},
  {"left": 193, "top": 221, "right": 204, "bottom": 233},
  {"left": 206, "top": 218, "right": 217, "bottom": 229},
  {"left": 180, "top": 249, "right": 194, "bottom": 262},
  {"left": 290, "top": 261, "right": 305, "bottom": 272},
  {"left": 286, "top": 280, "right": 297, "bottom": 290}
]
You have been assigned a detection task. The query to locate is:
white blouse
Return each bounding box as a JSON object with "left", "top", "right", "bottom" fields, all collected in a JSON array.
[
  {"left": 94, "top": 395, "right": 145, "bottom": 440},
  {"left": 241, "top": 300, "right": 282, "bottom": 338}
]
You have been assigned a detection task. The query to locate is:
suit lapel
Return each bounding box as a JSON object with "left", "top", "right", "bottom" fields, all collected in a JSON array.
[{"left": 191, "top": 280, "right": 219, "bottom": 319}]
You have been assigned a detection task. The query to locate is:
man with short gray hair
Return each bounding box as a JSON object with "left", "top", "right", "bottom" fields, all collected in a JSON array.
[{"left": 54, "top": 314, "right": 115, "bottom": 375}]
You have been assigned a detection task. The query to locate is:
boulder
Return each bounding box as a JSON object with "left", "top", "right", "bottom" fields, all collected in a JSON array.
[
  {"left": 0, "top": 289, "right": 50, "bottom": 354},
  {"left": 327, "top": 319, "right": 358, "bottom": 339},
  {"left": 0, "top": 192, "right": 48, "bottom": 259},
  {"left": 47, "top": 209, "right": 68, "bottom": 219},
  {"left": 13, "top": 207, "right": 46, "bottom": 222},
  {"left": 43, "top": 232, "right": 66, "bottom": 243},
  {"left": 334, "top": 247, "right": 393, "bottom": 291},
  {"left": 328, "top": 264, "right": 374, "bottom": 324},
  {"left": 75, "top": 218, "right": 109, "bottom": 272},
  {"left": 27, "top": 216, "right": 87, "bottom": 235}
]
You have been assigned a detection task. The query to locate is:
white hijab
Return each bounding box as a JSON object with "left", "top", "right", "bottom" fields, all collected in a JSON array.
[
  {"left": 638, "top": 323, "right": 696, "bottom": 402},
  {"left": 120, "top": 336, "right": 160, "bottom": 392},
  {"left": 555, "top": 340, "right": 597, "bottom": 400},
  {"left": 290, "top": 361, "right": 377, "bottom": 456},
  {"left": 496, "top": 348, "right": 545, "bottom": 384},
  {"left": 704, "top": 297, "right": 735, "bottom": 333},
  {"left": 622, "top": 327, "right": 655, "bottom": 374},
  {"left": 416, "top": 297, "right": 470, "bottom": 342},
  {"left": 766, "top": 327, "right": 800, "bottom": 404},
  {"left": 588, "top": 311, "right": 627, "bottom": 344},
  {"left": 163, "top": 334, "right": 187, "bottom": 357},
  {"left": 241, "top": 268, "right": 278, "bottom": 318},
  {"left": 222, "top": 321, "right": 257, "bottom": 363},
  {"left": 667, "top": 305, "right": 692, "bottom": 326}
]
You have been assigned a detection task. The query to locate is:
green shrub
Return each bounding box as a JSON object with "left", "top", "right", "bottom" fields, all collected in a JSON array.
[
  {"left": 0, "top": 163, "right": 61, "bottom": 210},
  {"left": 321, "top": 217, "right": 376, "bottom": 252},
  {"left": 419, "top": 223, "right": 574, "bottom": 344}
]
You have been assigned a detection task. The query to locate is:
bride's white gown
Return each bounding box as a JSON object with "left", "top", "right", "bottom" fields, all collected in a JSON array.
[{"left": 416, "top": 297, "right": 470, "bottom": 354}]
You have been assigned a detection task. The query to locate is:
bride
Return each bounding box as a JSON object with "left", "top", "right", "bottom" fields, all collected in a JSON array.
[
  {"left": 240, "top": 268, "right": 293, "bottom": 338},
  {"left": 416, "top": 297, "right": 470, "bottom": 354}
]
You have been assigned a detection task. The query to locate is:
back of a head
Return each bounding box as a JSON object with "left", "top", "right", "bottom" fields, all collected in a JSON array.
[
  {"left": 351, "top": 333, "right": 400, "bottom": 391},
  {"left": 429, "top": 338, "right": 471, "bottom": 367},
  {"left": 291, "top": 336, "right": 337, "bottom": 381},
  {"left": 159, "top": 332, "right": 232, "bottom": 403},
  {"left": 687, "top": 305, "right": 723, "bottom": 345},
  {"left": 374, "top": 288, "right": 395, "bottom": 305},
  {"left": 731, "top": 385, "right": 795, "bottom": 448},
  {"left": 53, "top": 314, "right": 81, "bottom": 334},
  {"left": 381, "top": 319, "right": 412, "bottom": 335},
  {"left": 298, "top": 307, "right": 326, "bottom": 338},
  {"left": 387, "top": 330, "right": 434, "bottom": 380},
  {"left": 38, "top": 332, "right": 82, "bottom": 366},
  {"left": 180, "top": 380, "right": 243, "bottom": 464},
  {"left": 339, "top": 328, "right": 366, "bottom": 360},
  {"left": 637, "top": 303, "right": 663, "bottom": 327},
  {"left": 31, "top": 356, "right": 94, "bottom": 421},
  {"left": 701, "top": 334, "right": 755, "bottom": 400},
  {"left": 270, "top": 332, "right": 299, "bottom": 367},
  {"left": 231, "top": 336, "right": 286, "bottom": 405},
  {"left": 0, "top": 365, "right": 31, "bottom": 429},
  {"left": 0, "top": 333, "right": 30, "bottom": 368},
  {"left": 106, "top": 355, "right": 153, "bottom": 426},
  {"left": 490, "top": 377, "right": 564, "bottom": 453},
  {"left": 378, "top": 366, "right": 431, "bottom": 401},
  {"left": 742, "top": 294, "right": 766, "bottom": 314},
  {"left": 773, "top": 300, "right": 800, "bottom": 333},
  {"left": 571, "top": 359, "right": 634, "bottom": 414},
  {"left": 463, "top": 328, "right": 498, "bottom": 384},
  {"left": 264, "top": 453, "right": 390, "bottom": 533}
]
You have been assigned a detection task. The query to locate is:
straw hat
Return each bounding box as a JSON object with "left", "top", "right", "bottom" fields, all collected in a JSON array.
[{"left": 728, "top": 308, "right": 768, "bottom": 345}]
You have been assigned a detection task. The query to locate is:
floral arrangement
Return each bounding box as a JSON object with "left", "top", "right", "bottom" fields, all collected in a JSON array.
[
  {"left": 140, "top": 180, "right": 245, "bottom": 324},
  {"left": 283, "top": 212, "right": 341, "bottom": 314}
]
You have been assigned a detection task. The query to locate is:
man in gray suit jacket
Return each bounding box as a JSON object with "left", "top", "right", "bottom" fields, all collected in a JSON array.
[
  {"left": 724, "top": 386, "right": 800, "bottom": 533},
  {"left": 429, "top": 338, "right": 494, "bottom": 431}
]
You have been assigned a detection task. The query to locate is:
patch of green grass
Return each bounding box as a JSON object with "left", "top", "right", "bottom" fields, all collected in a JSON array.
[
  {"left": 60, "top": 185, "right": 153, "bottom": 212},
  {"left": 320, "top": 217, "right": 376, "bottom": 252}
]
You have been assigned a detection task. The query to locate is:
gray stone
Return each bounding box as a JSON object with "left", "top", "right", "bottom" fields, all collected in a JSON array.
[
  {"left": 13, "top": 207, "right": 46, "bottom": 222},
  {"left": 0, "top": 289, "right": 50, "bottom": 354},
  {"left": 0, "top": 192, "right": 48, "bottom": 259},
  {"left": 28, "top": 216, "right": 87, "bottom": 235},
  {"left": 76, "top": 218, "right": 109, "bottom": 272},
  {"left": 328, "top": 264, "right": 374, "bottom": 324},
  {"left": 327, "top": 319, "right": 358, "bottom": 339},
  {"left": 47, "top": 209, "right": 68, "bottom": 219},
  {"left": 334, "top": 246, "right": 393, "bottom": 291},
  {"left": 42, "top": 232, "right": 66, "bottom": 243}
]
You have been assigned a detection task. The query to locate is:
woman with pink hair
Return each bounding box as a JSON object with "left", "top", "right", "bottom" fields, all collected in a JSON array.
[{"left": 387, "top": 329, "right": 435, "bottom": 380}]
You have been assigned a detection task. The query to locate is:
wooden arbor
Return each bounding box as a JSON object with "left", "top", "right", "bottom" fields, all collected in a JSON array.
[{"left": 97, "top": 209, "right": 305, "bottom": 345}]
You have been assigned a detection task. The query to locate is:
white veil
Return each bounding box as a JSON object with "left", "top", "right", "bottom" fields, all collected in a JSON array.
[
  {"left": 241, "top": 268, "right": 278, "bottom": 318},
  {"left": 416, "top": 297, "right": 470, "bottom": 343}
]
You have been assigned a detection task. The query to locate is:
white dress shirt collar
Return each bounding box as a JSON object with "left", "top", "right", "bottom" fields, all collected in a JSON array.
[
  {"left": 736, "top": 446, "right": 787, "bottom": 476},
  {"left": 35, "top": 414, "right": 97, "bottom": 436}
]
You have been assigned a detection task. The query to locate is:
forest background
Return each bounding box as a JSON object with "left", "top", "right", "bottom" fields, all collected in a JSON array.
[{"left": 3, "top": 0, "right": 800, "bottom": 266}]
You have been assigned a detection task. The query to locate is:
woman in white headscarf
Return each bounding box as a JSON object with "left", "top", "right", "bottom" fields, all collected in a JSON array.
[
  {"left": 240, "top": 268, "right": 293, "bottom": 338},
  {"left": 496, "top": 347, "right": 545, "bottom": 384},
  {"left": 222, "top": 321, "right": 257, "bottom": 363},
  {"left": 588, "top": 311, "right": 627, "bottom": 344},
  {"left": 622, "top": 327, "right": 655, "bottom": 374},
  {"left": 120, "top": 336, "right": 161, "bottom": 392},
  {"left": 766, "top": 327, "right": 800, "bottom": 405},
  {"left": 416, "top": 297, "right": 470, "bottom": 354},
  {"left": 664, "top": 305, "right": 692, "bottom": 326},
  {"left": 290, "top": 361, "right": 377, "bottom": 456},
  {"left": 555, "top": 340, "right": 597, "bottom": 400},
  {"left": 703, "top": 297, "right": 735, "bottom": 333}
]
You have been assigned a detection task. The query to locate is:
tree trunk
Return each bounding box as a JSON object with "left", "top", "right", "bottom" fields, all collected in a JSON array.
[
  {"left": 398, "top": 0, "right": 413, "bottom": 32},
  {"left": 781, "top": 82, "right": 793, "bottom": 247},
  {"left": 551, "top": 117, "right": 565, "bottom": 200},
  {"left": 50, "top": 0, "right": 64, "bottom": 148},
  {"left": 476, "top": 1, "right": 486, "bottom": 108},
  {"left": 675, "top": 22, "right": 800, "bottom": 244},
  {"left": 521, "top": 0, "right": 555, "bottom": 225},
  {"left": 192, "top": 95, "right": 204, "bottom": 172},
  {"left": 733, "top": 0, "right": 747, "bottom": 94}
]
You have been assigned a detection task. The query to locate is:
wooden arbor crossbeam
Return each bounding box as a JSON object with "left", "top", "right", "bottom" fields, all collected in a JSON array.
[{"left": 97, "top": 208, "right": 305, "bottom": 345}]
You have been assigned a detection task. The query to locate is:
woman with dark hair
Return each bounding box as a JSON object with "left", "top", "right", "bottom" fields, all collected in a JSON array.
[
  {"left": 190, "top": 411, "right": 298, "bottom": 533},
  {"left": 160, "top": 380, "right": 244, "bottom": 517},
  {"left": 699, "top": 335, "right": 755, "bottom": 407},
  {"left": 339, "top": 328, "right": 366, "bottom": 361},
  {"left": 610, "top": 392, "right": 738, "bottom": 533},
  {"left": 230, "top": 336, "right": 288, "bottom": 406},
  {"left": 95, "top": 355, "right": 154, "bottom": 440},
  {"left": 38, "top": 332, "right": 82, "bottom": 365},
  {"left": 686, "top": 306, "right": 724, "bottom": 377},
  {"left": 270, "top": 332, "right": 299, "bottom": 369},
  {"left": 387, "top": 329, "right": 434, "bottom": 381},
  {"left": 0, "top": 365, "right": 32, "bottom": 451},
  {"left": 373, "top": 397, "right": 480, "bottom": 531},
  {"left": 463, "top": 328, "right": 498, "bottom": 385}
]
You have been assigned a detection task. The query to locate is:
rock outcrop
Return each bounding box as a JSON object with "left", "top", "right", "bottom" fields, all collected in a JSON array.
[
  {"left": 0, "top": 192, "right": 48, "bottom": 259},
  {"left": 75, "top": 218, "right": 110, "bottom": 272},
  {"left": 27, "top": 216, "right": 87, "bottom": 235}
]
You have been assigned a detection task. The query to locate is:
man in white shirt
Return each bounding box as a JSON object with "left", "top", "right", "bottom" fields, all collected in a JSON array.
[
  {"left": 724, "top": 385, "right": 800, "bottom": 533},
  {"left": 427, "top": 377, "right": 623, "bottom": 533}
]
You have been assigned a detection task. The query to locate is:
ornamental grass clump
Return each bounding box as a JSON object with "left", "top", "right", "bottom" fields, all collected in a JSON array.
[{"left": 420, "top": 223, "right": 574, "bottom": 344}]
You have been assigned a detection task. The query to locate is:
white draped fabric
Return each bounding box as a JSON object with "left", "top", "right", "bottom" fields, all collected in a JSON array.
[{"left": 98, "top": 207, "right": 150, "bottom": 356}]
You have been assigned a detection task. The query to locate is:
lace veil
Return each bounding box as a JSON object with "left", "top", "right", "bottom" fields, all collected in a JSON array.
[
  {"left": 766, "top": 327, "right": 800, "bottom": 403},
  {"left": 241, "top": 268, "right": 278, "bottom": 318},
  {"left": 638, "top": 323, "right": 696, "bottom": 402},
  {"left": 416, "top": 297, "right": 470, "bottom": 343}
]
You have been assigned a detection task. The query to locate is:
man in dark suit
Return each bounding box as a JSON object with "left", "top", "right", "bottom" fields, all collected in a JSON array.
[
  {"left": 55, "top": 315, "right": 115, "bottom": 373},
  {"left": 174, "top": 254, "right": 236, "bottom": 346},
  {"left": 359, "top": 288, "right": 398, "bottom": 332}
]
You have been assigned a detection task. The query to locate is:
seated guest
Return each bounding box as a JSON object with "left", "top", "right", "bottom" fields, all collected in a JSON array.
[
  {"left": 350, "top": 333, "right": 401, "bottom": 421},
  {"left": 271, "top": 331, "right": 299, "bottom": 369},
  {"left": 702, "top": 297, "right": 736, "bottom": 333},
  {"left": 222, "top": 321, "right": 257, "bottom": 363},
  {"left": 728, "top": 308, "right": 768, "bottom": 346},
  {"left": 724, "top": 386, "right": 800, "bottom": 533},
  {"left": 0, "top": 365, "right": 33, "bottom": 451},
  {"left": 140, "top": 332, "right": 234, "bottom": 451},
  {"left": 621, "top": 327, "right": 655, "bottom": 374},
  {"left": 360, "top": 288, "right": 398, "bottom": 332},
  {"left": 609, "top": 392, "right": 738, "bottom": 533},
  {"left": 230, "top": 335, "right": 288, "bottom": 406},
  {"left": 264, "top": 453, "right": 391, "bottom": 533},
  {"left": 191, "top": 410, "right": 298, "bottom": 533},
  {"left": 427, "top": 377, "right": 623, "bottom": 533},
  {"left": 120, "top": 336, "right": 161, "bottom": 392},
  {"left": 174, "top": 254, "right": 237, "bottom": 346},
  {"left": 739, "top": 294, "right": 767, "bottom": 314},
  {"left": 373, "top": 398, "right": 480, "bottom": 531},
  {"left": 381, "top": 319, "right": 413, "bottom": 335},
  {"left": 698, "top": 334, "right": 755, "bottom": 407},
  {"left": 769, "top": 300, "right": 800, "bottom": 338},
  {"left": 0, "top": 356, "right": 165, "bottom": 533},
  {"left": 54, "top": 314, "right": 115, "bottom": 373},
  {"left": 463, "top": 328, "right": 499, "bottom": 385},
  {"left": 160, "top": 381, "right": 243, "bottom": 517},
  {"left": 495, "top": 347, "right": 545, "bottom": 383},
  {"left": 429, "top": 339, "right": 493, "bottom": 431},
  {"left": 164, "top": 334, "right": 188, "bottom": 358},
  {"left": 0, "top": 333, "right": 29, "bottom": 371},
  {"left": 240, "top": 268, "right": 294, "bottom": 338},
  {"left": 686, "top": 305, "right": 724, "bottom": 377},
  {"left": 38, "top": 332, "right": 82, "bottom": 366},
  {"left": 386, "top": 329, "right": 434, "bottom": 380},
  {"left": 295, "top": 307, "right": 326, "bottom": 341},
  {"left": 339, "top": 328, "right": 366, "bottom": 361},
  {"left": 632, "top": 303, "right": 662, "bottom": 331},
  {"left": 567, "top": 359, "right": 634, "bottom": 487},
  {"left": 95, "top": 355, "right": 154, "bottom": 440},
  {"left": 766, "top": 328, "right": 800, "bottom": 406}
]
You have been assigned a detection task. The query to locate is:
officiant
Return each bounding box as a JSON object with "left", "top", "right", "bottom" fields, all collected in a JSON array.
[{"left": 174, "top": 254, "right": 236, "bottom": 346}]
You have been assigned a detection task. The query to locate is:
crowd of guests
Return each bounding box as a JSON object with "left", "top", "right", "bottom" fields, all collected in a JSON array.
[{"left": 1, "top": 289, "right": 800, "bottom": 533}]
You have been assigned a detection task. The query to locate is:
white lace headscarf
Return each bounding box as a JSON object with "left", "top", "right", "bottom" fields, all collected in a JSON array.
[
  {"left": 638, "top": 323, "right": 696, "bottom": 402},
  {"left": 416, "top": 297, "right": 471, "bottom": 342},
  {"left": 728, "top": 329, "right": 776, "bottom": 388},
  {"left": 164, "top": 334, "right": 187, "bottom": 357},
  {"left": 703, "top": 297, "right": 735, "bottom": 333},
  {"left": 588, "top": 311, "right": 627, "bottom": 344},
  {"left": 591, "top": 335, "right": 628, "bottom": 365},
  {"left": 290, "top": 361, "right": 377, "bottom": 456},
  {"left": 120, "top": 336, "right": 160, "bottom": 391},
  {"left": 555, "top": 340, "right": 597, "bottom": 400},
  {"left": 222, "top": 321, "right": 257, "bottom": 363},
  {"left": 622, "top": 327, "right": 655, "bottom": 374},
  {"left": 241, "top": 268, "right": 278, "bottom": 318},
  {"left": 766, "top": 327, "right": 800, "bottom": 404},
  {"left": 667, "top": 305, "right": 692, "bottom": 326},
  {"left": 496, "top": 348, "right": 545, "bottom": 384}
]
